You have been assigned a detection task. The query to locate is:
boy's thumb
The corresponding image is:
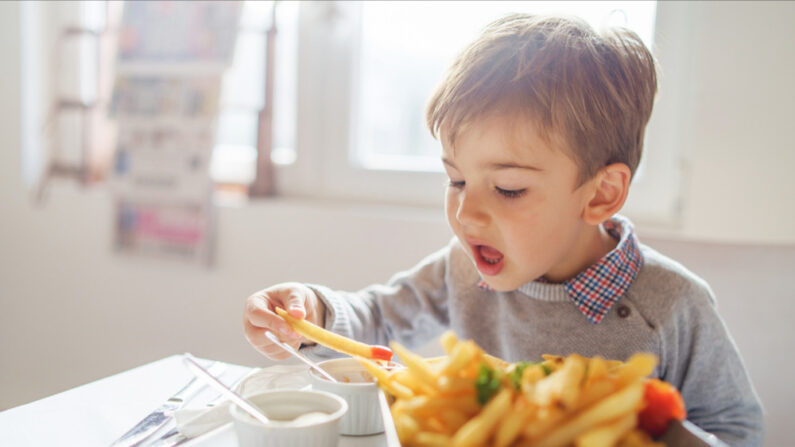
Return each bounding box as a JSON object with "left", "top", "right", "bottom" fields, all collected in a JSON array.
[{"left": 285, "top": 292, "right": 307, "bottom": 319}]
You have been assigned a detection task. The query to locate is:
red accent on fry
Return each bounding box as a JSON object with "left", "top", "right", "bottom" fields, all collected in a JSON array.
[{"left": 370, "top": 345, "right": 394, "bottom": 362}]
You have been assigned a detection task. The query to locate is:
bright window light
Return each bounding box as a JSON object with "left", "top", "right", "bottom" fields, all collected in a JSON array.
[{"left": 354, "top": 1, "right": 657, "bottom": 172}]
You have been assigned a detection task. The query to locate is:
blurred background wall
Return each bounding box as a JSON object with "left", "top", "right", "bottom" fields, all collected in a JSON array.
[{"left": 1, "top": 1, "right": 793, "bottom": 446}]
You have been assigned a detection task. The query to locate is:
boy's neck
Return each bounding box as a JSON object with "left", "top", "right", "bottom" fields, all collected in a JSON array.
[{"left": 542, "top": 222, "right": 619, "bottom": 283}]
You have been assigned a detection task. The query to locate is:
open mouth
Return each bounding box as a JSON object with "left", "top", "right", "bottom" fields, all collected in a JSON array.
[{"left": 473, "top": 244, "right": 505, "bottom": 275}]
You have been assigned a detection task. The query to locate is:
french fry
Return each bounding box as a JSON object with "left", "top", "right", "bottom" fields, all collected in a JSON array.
[
  {"left": 391, "top": 341, "right": 439, "bottom": 390},
  {"left": 440, "top": 330, "right": 459, "bottom": 353},
  {"left": 400, "top": 394, "right": 480, "bottom": 418},
  {"left": 532, "top": 354, "right": 586, "bottom": 408},
  {"left": 586, "top": 356, "right": 609, "bottom": 385},
  {"left": 452, "top": 387, "right": 514, "bottom": 447},
  {"left": 532, "top": 381, "right": 645, "bottom": 447},
  {"left": 483, "top": 352, "right": 511, "bottom": 370},
  {"left": 424, "top": 416, "right": 446, "bottom": 433},
  {"left": 521, "top": 406, "right": 567, "bottom": 442},
  {"left": 439, "top": 409, "right": 472, "bottom": 434},
  {"left": 394, "top": 412, "right": 420, "bottom": 444},
  {"left": 613, "top": 353, "right": 657, "bottom": 388},
  {"left": 438, "top": 374, "right": 477, "bottom": 395},
  {"left": 275, "top": 307, "right": 393, "bottom": 361},
  {"left": 572, "top": 379, "right": 618, "bottom": 412},
  {"left": 541, "top": 354, "right": 566, "bottom": 372},
  {"left": 520, "top": 363, "right": 549, "bottom": 393},
  {"left": 494, "top": 399, "right": 535, "bottom": 447},
  {"left": 439, "top": 340, "right": 480, "bottom": 376},
  {"left": 392, "top": 368, "right": 438, "bottom": 396},
  {"left": 576, "top": 413, "right": 638, "bottom": 447},
  {"left": 356, "top": 357, "right": 414, "bottom": 399},
  {"left": 414, "top": 431, "right": 452, "bottom": 447}
]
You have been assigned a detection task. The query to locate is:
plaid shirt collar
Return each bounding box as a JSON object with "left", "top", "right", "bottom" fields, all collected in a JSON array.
[{"left": 477, "top": 215, "right": 644, "bottom": 324}]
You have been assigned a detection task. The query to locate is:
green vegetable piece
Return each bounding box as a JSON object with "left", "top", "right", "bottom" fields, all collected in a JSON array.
[
  {"left": 509, "top": 361, "right": 532, "bottom": 389},
  {"left": 475, "top": 363, "right": 501, "bottom": 405}
]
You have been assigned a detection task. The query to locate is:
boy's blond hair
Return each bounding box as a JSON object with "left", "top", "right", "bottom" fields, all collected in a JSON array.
[{"left": 426, "top": 14, "right": 657, "bottom": 183}]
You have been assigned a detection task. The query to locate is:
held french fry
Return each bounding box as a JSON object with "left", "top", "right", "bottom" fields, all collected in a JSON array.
[{"left": 275, "top": 307, "right": 393, "bottom": 361}]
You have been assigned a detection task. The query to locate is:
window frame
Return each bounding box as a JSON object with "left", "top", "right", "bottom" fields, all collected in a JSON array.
[{"left": 273, "top": 2, "right": 446, "bottom": 207}]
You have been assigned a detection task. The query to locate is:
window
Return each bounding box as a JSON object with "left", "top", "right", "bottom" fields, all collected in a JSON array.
[
  {"left": 210, "top": 1, "right": 298, "bottom": 187},
  {"left": 277, "top": 1, "right": 674, "bottom": 224},
  {"left": 354, "top": 2, "right": 656, "bottom": 173}
]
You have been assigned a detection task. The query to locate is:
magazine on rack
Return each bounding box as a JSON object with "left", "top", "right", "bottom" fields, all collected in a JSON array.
[{"left": 110, "top": 1, "right": 241, "bottom": 265}]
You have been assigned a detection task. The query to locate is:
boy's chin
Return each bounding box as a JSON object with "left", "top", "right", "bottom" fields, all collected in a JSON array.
[
  {"left": 479, "top": 268, "right": 548, "bottom": 291},
  {"left": 479, "top": 276, "right": 526, "bottom": 292}
]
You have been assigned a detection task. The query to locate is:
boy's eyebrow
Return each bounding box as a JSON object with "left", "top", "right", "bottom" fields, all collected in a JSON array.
[
  {"left": 442, "top": 158, "right": 543, "bottom": 172},
  {"left": 488, "top": 161, "right": 543, "bottom": 172}
]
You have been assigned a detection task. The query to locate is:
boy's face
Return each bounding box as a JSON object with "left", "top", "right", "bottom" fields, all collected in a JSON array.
[{"left": 442, "top": 116, "right": 596, "bottom": 291}]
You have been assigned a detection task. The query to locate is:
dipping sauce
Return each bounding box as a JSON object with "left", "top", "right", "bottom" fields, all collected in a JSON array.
[{"left": 265, "top": 411, "right": 330, "bottom": 427}]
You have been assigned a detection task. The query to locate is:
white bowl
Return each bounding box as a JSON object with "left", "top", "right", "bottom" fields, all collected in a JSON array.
[
  {"left": 230, "top": 389, "right": 348, "bottom": 447},
  {"left": 308, "top": 357, "right": 385, "bottom": 436}
]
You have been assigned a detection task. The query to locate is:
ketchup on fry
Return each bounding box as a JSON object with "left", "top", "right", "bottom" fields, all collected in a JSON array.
[
  {"left": 370, "top": 345, "right": 394, "bottom": 362},
  {"left": 638, "top": 378, "right": 687, "bottom": 437}
]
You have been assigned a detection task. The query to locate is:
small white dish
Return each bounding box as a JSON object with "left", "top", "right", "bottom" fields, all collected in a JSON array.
[
  {"left": 309, "top": 357, "right": 385, "bottom": 436},
  {"left": 230, "top": 389, "right": 347, "bottom": 447}
]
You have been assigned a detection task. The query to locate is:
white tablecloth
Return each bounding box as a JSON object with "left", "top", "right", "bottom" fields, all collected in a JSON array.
[{"left": 0, "top": 355, "right": 386, "bottom": 447}]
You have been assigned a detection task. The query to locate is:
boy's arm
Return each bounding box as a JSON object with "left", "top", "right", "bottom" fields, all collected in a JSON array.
[
  {"left": 659, "top": 284, "right": 764, "bottom": 447},
  {"left": 300, "top": 241, "right": 455, "bottom": 359}
]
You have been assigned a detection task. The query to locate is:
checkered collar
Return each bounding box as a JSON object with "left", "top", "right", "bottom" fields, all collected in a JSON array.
[{"left": 477, "top": 215, "right": 644, "bottom": 324}]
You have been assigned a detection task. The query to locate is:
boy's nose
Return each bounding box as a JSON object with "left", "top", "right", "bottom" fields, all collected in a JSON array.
[{"left": 456, "top": 191, "right": 489, "bottom": 227}]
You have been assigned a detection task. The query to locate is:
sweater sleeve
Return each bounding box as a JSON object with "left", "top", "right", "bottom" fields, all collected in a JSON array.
[
  {"left": 658, "top": 281, "right": 764, "bottom": 447},
  {"left": 300, "top": 242, "right": 453, "bottom": 359}
]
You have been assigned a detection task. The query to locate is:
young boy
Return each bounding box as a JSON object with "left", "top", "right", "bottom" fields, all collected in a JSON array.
[{"left": 243, "top": 14, "right": 763, "bottom": 446}]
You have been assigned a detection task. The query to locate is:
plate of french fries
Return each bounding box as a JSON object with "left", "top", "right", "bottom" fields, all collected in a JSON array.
[
  {"left": 276, "top": 309, "right": 696, "bottom": 447},
  {"left": 355, "top": 331, "right": 683, "bottom": 447}
]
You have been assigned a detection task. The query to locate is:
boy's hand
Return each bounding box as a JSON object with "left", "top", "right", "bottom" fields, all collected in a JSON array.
[{"left": 243, "top": 282, "right": 325, "bottom": 361}]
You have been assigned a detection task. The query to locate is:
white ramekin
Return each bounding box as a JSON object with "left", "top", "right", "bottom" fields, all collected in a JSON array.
[
  {"left": 229, "top": 389, "right": 348, "bottom": 447},
  {"left": 308, "top": 357, "right": 384, "bottom": 436}
]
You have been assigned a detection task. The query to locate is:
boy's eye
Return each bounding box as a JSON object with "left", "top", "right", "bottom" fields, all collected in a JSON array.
[
  {"left": 448, "top": 180, "right": 465, "bottom": 189},
  {"left": 496, "top": 186, "right": 526, "bottom": 198}
]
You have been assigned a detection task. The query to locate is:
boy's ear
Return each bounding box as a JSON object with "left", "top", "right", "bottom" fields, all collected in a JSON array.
[{"left": 582, "top": 163, "right": 631, "bottom": 225}]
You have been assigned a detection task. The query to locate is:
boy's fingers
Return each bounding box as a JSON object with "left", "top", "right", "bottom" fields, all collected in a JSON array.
[
  {"left": 245, "top": 294, "right": 293, "bottom": 335},
  {"left": 285, "top": 291, "right": 308, "bottom": 319},
  {"left": 244, "top": 323, "right": 302, "bottom": 360},
  {"left": 244, "top": 318, "right": 301, "bottom": 352}
]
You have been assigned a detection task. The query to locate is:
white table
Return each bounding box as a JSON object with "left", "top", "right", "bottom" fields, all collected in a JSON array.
[{"left": 0, "top": 356, "right": 386, "bottom": 447}]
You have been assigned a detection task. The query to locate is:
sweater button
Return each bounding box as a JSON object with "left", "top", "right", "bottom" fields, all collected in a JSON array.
[{"left": 617, "top": 304, "right": 631, "bottom": 318}]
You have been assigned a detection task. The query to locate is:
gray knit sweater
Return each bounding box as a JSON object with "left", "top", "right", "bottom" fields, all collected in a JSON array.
[{"left": 305, "top": 238, "right": 764, "bottom": 446}]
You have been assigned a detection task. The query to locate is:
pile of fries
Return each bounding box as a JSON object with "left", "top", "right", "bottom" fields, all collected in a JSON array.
[
  {"left": 356, "top": 331, "right": 676, "bottom": 447},
  {"left": 274, "top": 309, "right": 682, "bottom": 447}
]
